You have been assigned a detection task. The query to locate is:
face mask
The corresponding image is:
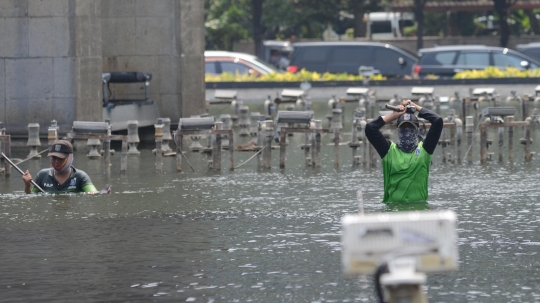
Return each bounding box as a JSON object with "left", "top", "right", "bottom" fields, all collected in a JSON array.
[
  {"left": 54, "top": 154, "right": 73, "bottom": 174},
  {"left": 397, "top": 127, "right": 418, "bottom": 153}
]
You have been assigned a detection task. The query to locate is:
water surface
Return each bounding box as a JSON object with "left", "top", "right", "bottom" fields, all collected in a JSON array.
[{"left": 1, "top": 101, "right": 540, "bottom": 302}]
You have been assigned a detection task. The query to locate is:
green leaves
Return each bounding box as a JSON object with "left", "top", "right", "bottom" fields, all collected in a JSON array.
[
  {"left": 204, "top": 0, "right": 384, "bottom": 49},
  {"left": 205, "top": 1, "right": 250, "bottom": 50},
  {"left": 205, "top": 69, "right": 387, "bottom": 82},
  {"left": 453, "top": 67, "right": 540, "bottom": 79}
]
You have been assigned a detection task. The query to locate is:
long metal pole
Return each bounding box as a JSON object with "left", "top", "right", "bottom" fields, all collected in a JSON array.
[{"left": 1, "top": 152, "right": 45, "bottom": 193}]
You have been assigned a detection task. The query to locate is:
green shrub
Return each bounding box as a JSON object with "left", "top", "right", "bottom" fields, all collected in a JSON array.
[
  {"left": 453, "top": 66, "right": 540, "bottom": 79},
  {"left": 205, "top": 67, "right": 540, "bottom": 82},
  {"left": 205, "top": 69, "right": 387, "bottom": 82}
]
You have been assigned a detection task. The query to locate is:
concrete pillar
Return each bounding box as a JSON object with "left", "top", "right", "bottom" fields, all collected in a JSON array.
[
  {"left": 74, "top": 0, "right": 103, "bottom": 123},
  {"left": 2, "top": 0, "right": 205, "bottom": 141},
  {"left": 102, "top": 0, "right": 205, "bottom": 124},
  {"left": 176, "top": 0, "right": 206, "bottom": 118},
  {"left": 2, "top": 0, "right": 102, "bottom": 136}
]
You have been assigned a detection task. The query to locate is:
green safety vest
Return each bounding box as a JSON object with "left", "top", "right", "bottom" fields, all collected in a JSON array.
[{"left": 381, "top": 141, "right": 432, "bottom": 203}]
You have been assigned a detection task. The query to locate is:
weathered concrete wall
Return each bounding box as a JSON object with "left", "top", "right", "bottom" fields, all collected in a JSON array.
[
  {"left": 176, "top": 0, "right": 206, "bottom": 119},
  {"left": 2, "top": 0, "right": 205, "bottom": 141},
  {"left": 101, "top": 0, "right": 205, "bottom": 124},
  {"left": 1, "top": 0, "right": 102, "bottom": 136}
]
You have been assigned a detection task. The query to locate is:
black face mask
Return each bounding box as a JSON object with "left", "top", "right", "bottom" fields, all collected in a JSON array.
[{"left": 397, "top": 127, "right": 418, "bottom": 152}]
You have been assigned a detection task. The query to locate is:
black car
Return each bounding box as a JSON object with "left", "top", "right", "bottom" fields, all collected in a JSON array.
[
  {"left": 286, "top": 41, "right": 418, "bottom": 78},
  {"left": 413, "top": 45, "right": 540, "bottom": 79},
  {"left": 516, "top": 42, "right": 540, "bottom": 61}
]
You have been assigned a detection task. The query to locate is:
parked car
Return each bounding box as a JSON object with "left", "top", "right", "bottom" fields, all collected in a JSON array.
[
  {"left": 286, "top": 41, "right": 417, "bottom": 78},
  {"left": 205, "top": 51, "right": 278, "bottom": 76},
  {"left": 516, "top": 42, "right": 540, "bottom": 61},
  {"left": 413, "top": 45, "right": 540, "bottom": 79}
]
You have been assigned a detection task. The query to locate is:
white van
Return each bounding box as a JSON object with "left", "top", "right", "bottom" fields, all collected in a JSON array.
[{"left": 366, "top": 12, "right": 415, "bottom": 39}]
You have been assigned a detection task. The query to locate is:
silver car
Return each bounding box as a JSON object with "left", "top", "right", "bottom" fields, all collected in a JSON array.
[{"left": 205, "top": 51, "right": 278, "bottom": 77}]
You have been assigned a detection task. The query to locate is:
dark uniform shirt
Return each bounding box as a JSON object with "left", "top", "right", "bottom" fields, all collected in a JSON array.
[{"left": 31, "top": 166, "right": 97, "bottom": 193}]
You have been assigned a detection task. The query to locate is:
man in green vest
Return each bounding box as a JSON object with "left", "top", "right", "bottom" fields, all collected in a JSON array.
[{"left": 365, "top": 100, "right": 443, "bottom": 203}]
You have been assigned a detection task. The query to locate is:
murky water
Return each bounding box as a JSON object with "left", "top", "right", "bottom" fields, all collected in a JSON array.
[{"left": 1, "top": 101, "right": 540, "bottom": 302}]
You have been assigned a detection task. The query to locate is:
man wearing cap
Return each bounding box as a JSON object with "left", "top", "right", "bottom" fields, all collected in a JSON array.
[
  {"left": 22, "top": 140, "right": 98, "bottom": 194},
  {"left": 365, "top": 100, "right": 443, "bottom": 203}
]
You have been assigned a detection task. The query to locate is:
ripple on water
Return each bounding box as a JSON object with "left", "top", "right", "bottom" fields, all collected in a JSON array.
[{"left": 2, "top": 139, "right": 540, "bottom": 302}]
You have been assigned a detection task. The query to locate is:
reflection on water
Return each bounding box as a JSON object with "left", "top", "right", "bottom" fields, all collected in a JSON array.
[{"left": 1, "top": 101, "right": 540, "bottom": 302}]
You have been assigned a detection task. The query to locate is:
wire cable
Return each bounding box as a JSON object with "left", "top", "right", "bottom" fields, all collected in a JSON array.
[
  {"left": 13, "top": 148, "right": 49, "bottom": 165},
  {"left": 461, "top": 114, "right": 485, "bottom": 163},
  {"left": 234, "top": 146, "right": 265, "bottom": 169},
  {"left": 172, "top": 131, "right": 195, "bottom": 172}
]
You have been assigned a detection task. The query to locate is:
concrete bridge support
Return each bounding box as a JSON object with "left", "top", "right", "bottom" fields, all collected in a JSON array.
[{"left": 0, "top": 0, "right": 205, "bottom": 142}]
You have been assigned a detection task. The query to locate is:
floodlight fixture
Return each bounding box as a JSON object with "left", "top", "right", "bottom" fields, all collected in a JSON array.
[
  {"left": 472, "top": 88, "right": 496, "bottom": 96},
  {"left": 281, "top": 89, "right": 305, "bottom": 99},
  {"left": 178, "top": 117, "right": 216, "bottom": 130},
  {"left": 214, "top": 90, "right": 238, "bottom": 100},
  {"left": 481, "top": 107, "right": 516, "bottom": 117},
  {"left": 411, "top": 87, "right": 435, "bottom": 95},
  {"left": 341, "top": 210, "right": 458, "bottom": 276},
  {"left": 275, "top": 111, "right": 313, "bottom": 124},
  {"left": 346, "top": 87, "right": 370, "bottom": 96}
]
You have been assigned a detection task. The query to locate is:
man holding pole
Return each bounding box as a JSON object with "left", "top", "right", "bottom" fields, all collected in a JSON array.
[
  {"left": 22, "top": 140, "right": 98, "bottom": 194},
  {"left": 365, "top": 100, "right": 443, "bottom": 203}
]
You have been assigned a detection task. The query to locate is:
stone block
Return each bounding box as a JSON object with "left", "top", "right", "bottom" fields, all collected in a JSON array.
[
  {"left": 0, "top": 60, "right": 4, "bottom": 121},
  {"left": 159, "top": 94, "right": 181, "bottom": 121},
  {"left": 180, "top": 54, "right": 204, "bottom": 93},
  {"left": 177, "top": 0, "right": 205, "bottom": 54},
  {"left": 180, "top": 54, "right": 205, "bottom": 117},
  {"left": 159, "top": 56, "right": 180, "bottom": 94},
  {"left": 101, "top": 18, "right": 136, "bottom": 57},
  {"left": 6, "top": 58, "right": 53, "bottom": 100},
  {"left": 28, "top": 0, "right": 69, "bottom": 17},
  {"left": 76, "top": 57, "right": 102, "bottom": 121},
  {"left": 53, "top": 58, "right": 77, "bottom": 98},
  {"left": 179, "top": 24, "right": 205, "bottom": 54},
  {"left": 12, "top": 97, "right": 76, "bottom": 134},
  {"left": 105, "top": 54, "right": 159, "bottom": 73},
  {"left": 181, "top": 90, "right": 206, "bottom": 118},
  {"left": 52, "top": 98, "right": 76, "bottom": 127},
  {"left": 0, "top": 18, "right": 29, "bottom": 57},
  {"left": 0, "top": 0, "right": 27, "bottom": 18},
  {"left": 101, "top": 0, "right": 134, "bottom": 18},
  {"left": 29, "top": 18, "right": 70, "bottom": 57},
  {"left": 75, "top": 15, "right": 102, "bottom": 57},
  {"left": 74, "top": 0, "right": 101, "bottom": 17},
  {"left": 136, "top": 17, "right": 174, "bottom": 56},
  {"left": 135, "top": 0, "right": 173, "bottom": 17}
]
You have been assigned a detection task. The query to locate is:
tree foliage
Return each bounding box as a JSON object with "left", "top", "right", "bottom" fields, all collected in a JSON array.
[
  {"left": 205, "top": 0, "right": 383, "bottom": 50},
  {"left": 205, "top": 0, "right": 251, "bottom": 50},
  {"left": 204, "top": 0, "right": 540, "bottom": 51}
]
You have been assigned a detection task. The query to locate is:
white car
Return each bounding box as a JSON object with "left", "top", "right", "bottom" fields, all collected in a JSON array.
[{"left": 205, "top": 51, "right": 278, "bottom": 77}]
